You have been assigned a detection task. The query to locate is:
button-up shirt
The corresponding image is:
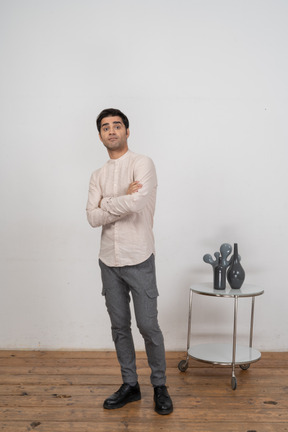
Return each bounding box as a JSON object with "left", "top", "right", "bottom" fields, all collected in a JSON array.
[{"left": 86, "top": 150, "right": 157, "bottom": 267}]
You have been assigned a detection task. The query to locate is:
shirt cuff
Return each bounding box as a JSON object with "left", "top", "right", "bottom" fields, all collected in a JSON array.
[
  {"left": 101, "top": 197, "right": 122, "bottom": 217},
  {"left": 100, "top": 197, "right": 111, "bottom": 212}
]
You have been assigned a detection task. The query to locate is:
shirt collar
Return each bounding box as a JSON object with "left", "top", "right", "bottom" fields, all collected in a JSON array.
[{"left": 109, "top": 149, "right": 130, "bottom": 163}]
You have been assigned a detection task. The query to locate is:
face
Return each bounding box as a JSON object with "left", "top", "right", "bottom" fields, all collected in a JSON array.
[{"left": 99, "top": 116, "right": 129, "bottom": 156}]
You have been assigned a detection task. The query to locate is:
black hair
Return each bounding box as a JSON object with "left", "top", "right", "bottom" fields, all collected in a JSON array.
[{"left": 96, "top": 108, "right": 129, "bottom": 132}]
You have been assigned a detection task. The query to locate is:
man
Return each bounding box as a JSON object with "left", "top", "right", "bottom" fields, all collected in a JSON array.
[{"left": 86, "top": 108, "right": 173, "bottom": 415}]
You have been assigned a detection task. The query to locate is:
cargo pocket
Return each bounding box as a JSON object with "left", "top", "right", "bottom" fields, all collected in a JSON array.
[
  {"left": 98, "top": 259, "right": 107, "bottom": 296},
  {"left": 145, "top": 288, "right": 159, "bottom": 318}
]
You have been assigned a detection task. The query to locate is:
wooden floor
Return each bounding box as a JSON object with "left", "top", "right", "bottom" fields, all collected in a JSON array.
[{"left": 0, "top": 350, "right": 288, "bottom": 432}]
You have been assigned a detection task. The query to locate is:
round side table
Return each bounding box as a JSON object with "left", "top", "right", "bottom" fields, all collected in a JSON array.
[{"left": 178, "top": 283, "right": 264, "bottom": 390}]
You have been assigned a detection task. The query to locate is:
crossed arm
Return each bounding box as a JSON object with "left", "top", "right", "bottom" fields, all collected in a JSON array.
[
  {"left": 98, "top": 181, "right": 142, "bottom": 208},
  {"left": 86, "top": 157, "right": 156, "bottom": 228}
]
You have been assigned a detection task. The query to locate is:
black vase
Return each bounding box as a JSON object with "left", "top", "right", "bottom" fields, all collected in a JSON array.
[
  {"left": 214, "top": 257, "right": 226, "bottom": 290},
  {"left": 227, "top": 243, "right": 245, "bottom": 289}
]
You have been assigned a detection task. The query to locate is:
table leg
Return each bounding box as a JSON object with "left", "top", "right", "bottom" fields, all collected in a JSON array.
[
  {"left": 178, "top": 289, "right": 194, "bottom": 372},
  {"left": 185, "top": 290, "right": 194, "bottom": 362},
  {"left": 249, "top": 297, "right": 255, "bottom": 347},
  {"left": 231, "top": 296, "right": 238, "bottom": 389}
]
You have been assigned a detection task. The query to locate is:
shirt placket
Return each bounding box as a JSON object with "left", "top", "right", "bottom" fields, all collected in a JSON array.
[{"left": 113, "top": 160, "right": 120, "bottom": 266}]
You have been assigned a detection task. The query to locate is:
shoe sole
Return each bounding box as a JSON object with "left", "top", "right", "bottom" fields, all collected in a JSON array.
[
  {"left": 154, "top": 406, "right": 173, "bottom": 415},
  {"left": 103, "top": 393, "right": 141, "bottom": 410}
]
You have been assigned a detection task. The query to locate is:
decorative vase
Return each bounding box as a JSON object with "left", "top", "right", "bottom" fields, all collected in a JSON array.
[
  {"left": 213, "top": 257, "right": 226, "bottom": 290},
  {"left": 227, "top": 243, "right": 245, "bottom": 289}
]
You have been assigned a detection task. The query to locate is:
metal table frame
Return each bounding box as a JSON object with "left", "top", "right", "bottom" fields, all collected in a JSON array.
[{"left": 178, "top": 283, "right": 264, "bottom": 390}]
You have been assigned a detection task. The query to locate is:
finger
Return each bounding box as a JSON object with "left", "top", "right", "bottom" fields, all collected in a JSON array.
[{"left": 132, "top": 185, "right": 142, "bottom": 192}]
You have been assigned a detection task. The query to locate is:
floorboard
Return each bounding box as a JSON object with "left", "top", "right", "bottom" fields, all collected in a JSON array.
[{"left": 0, "top": 351, "right": 287, "bottom": 432}]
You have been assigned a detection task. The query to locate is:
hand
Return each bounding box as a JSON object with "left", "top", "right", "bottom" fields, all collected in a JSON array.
[{"left": 127, "top": 181, "right": 142, "bottom": 195}]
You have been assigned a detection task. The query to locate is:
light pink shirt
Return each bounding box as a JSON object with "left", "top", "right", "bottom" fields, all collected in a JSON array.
[{"left": 86, "top": 150, "right": 157, "bottom": 267}]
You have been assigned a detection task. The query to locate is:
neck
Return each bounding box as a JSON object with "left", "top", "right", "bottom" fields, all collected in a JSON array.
[{"left": 108, "top": 146, "right": 129, "bottom": 160}]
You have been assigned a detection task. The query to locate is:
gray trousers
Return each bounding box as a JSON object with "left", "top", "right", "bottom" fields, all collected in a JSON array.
[{"left": 99, "top": 254, "right": 166, "bottom": 387}]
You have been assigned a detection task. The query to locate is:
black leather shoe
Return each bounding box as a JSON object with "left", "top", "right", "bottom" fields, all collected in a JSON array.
[
  {"left": 103, "top": 383, "right": 141, "bottom": 409},
  {"left": 154, "top": 385, "right": 173, "bottom": 415}
]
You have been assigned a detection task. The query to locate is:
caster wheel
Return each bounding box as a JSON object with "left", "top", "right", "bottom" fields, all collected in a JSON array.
[
  {"left": 240, "top": 364, "right": 250, "bottom": 370},
  {"left": 178, "top": 360, "right": 188, "bottom": 372},
  {"left": 231, "top": 376, "right": 237, "bottom": 390}
]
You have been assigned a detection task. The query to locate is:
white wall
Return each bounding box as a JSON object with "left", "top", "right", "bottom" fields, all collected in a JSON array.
[{"left": 0, "top": 0, "right": 287, "bottom": 351}]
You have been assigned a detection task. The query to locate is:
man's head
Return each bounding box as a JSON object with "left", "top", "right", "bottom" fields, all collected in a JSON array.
[
  {"left": 96, "top": 108, "right": 129, "bottom": 133},
  {"left": 96, "top": 108, "right": 130, "bottom": 158}
]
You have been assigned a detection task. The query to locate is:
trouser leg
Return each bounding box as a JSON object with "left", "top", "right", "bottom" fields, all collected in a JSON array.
[
  {"left": 99, "top": 255, "right": 166, "bottom": 387},
  {"left": 99, "top": 260, "right": 138, "bottom": 385},
  {"left": 120, "top": 255, "right": 167, "bottom": 387}
]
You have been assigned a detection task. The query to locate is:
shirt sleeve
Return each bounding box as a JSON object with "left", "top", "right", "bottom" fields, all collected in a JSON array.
[
  {"left": 100, "top": 156, "right": 157, "bottom": 216},
  {"left": 86, "top": 171, "right": 122, "bottom": 228}
]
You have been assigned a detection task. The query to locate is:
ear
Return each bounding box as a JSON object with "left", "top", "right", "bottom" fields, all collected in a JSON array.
[
  {"left": 99, "top": 132, "right": 103, "bottom": 143},
  {"left": 126, "top": 128, "right": 130, "bottom": 138}
]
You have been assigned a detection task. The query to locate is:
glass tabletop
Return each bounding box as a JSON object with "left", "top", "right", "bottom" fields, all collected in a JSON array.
[
  {"left": 190, "top": 282, "right": 264, "bottom": 298},
  {"left": 188, "top": 343, "right": 261, "bottom": 365}
]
